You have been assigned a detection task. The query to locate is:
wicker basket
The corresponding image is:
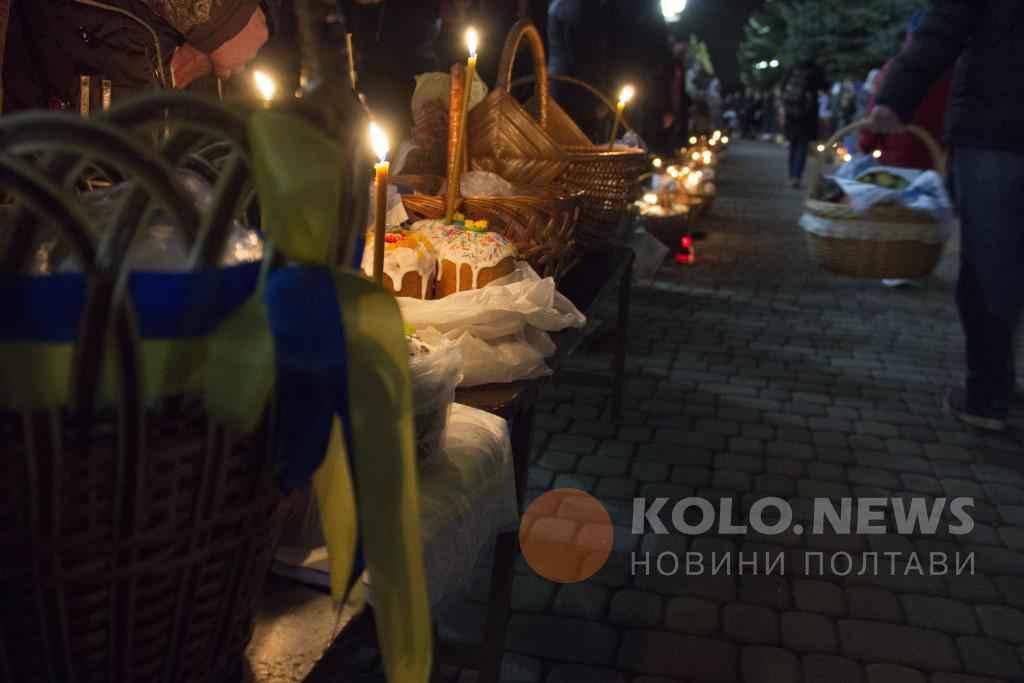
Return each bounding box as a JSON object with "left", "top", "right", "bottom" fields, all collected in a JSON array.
[
  {"left": 0, "top": 106, "right": 286, "bottom": 683},
  {"left": 397, "top": 174, "right": 581, "bottom": 280},
  {"left": 511, "top": 74, "right": 649, "bottom": 247},
  {"left": 803, "top": 120, "right": 947, "bottom": 278}
]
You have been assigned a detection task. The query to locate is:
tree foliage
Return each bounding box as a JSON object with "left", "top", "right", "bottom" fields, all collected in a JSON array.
[{"left": 738, "top": 0, "right": 925, "bottom": 90}]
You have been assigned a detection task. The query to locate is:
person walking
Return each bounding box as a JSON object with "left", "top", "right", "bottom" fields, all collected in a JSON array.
[
  {"left": 781, "top": 52, "right": 827, "bottom": 189},
  {"left": 870, "top": 1, "right": 1024, "bottom": 432}
]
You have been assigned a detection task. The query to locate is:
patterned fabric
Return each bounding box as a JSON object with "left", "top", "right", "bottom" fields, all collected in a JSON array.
[{"left": 143, "top": 0, "right": 214, "bottom": 35}]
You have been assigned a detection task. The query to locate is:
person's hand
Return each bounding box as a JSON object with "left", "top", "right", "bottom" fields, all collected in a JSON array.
[
  {"left": 868, "top": 105, "right": 906, "bottom": 134},
  {"left": 209, "top": 7, "right": 269, "bottom": 79},
  {"left": 170, "top": 43, "right": 212, "bottom": 88}
]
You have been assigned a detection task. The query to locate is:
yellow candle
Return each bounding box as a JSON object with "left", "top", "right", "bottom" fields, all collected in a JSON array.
[
  {"left": 608, "top": 84, "right": 635, "bottom": 149},
  {"left": 369, "top": 122, "right": 391, "bottom": 284},
  {"left": 446, "top": 27, "right": 479, "bottom": 221}
]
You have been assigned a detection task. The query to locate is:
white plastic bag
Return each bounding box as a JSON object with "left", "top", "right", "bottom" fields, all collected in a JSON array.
[
  {"left": 408, "top": 334, "right": 464, "bottom": 462},
  {"left": 399, "top": 263, "right": 585, "bottom": 386}
]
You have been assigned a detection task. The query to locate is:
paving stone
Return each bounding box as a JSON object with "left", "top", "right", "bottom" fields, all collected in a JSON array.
[
  {"left": 632, "top": 462, "right": 671, "bottom": 483},
  {"left": 501, "top": 654, "right": 542, "bottom": 683},
  {"left": 608, "top": 589, "right": 663, "bottom": 627},
  {"left": 993, "top": 576, "right": 1024, "bottom": 609},
  {"left": 854, "top": 452, "right": 932, "bottom": 474},
  {"left": 983, "top": 483, "right": 1024, "bottom": 505},
  {"left": 545, "top": 665, "right": 626, "bottom": 683},
  {"left": 1000, "top": 505, "right": 1024, "bottom": 527},
  {"left": 572, "top": 421, "right": 618, "bottom": 438},
  {"left": 946, "top": 574, "right": 1002, "bottom": 603},
  {"left": 664, "top": 597, "right": 720, "bottom": 635},
  {"left": 506, "top": 615, "right": 619, "bottom": 665},
  {"left": 729, "top": 437, "right": 764, "bottom": 454},
  {"left": 957, "top": 636, "right": 1024, "bottom": 678},
  {"left": 838, "top": 620, "right": 960, "bottom": 671},
  {"left": 552, "top": 473, "right": 596, "bottom": 491},
  {"left": 753, "top": 474, "right": 796, "bottom": 497},
  {"left": 711, "top": 469, "right": 752, "bottom": 492},
  {"left": 806, "top": 462, "right": 846, "bottom": 483},
  {"left": 741, "top": 646, "right": 799, "bottom": 683},
  {"left": 765, "top": 458, "right": 805, "bottom": 478},
  {"left": 780, "top": 612, "right": 837, "bottom": 652},
  {"left": 672, "top": 466, "right": 711, "bottom": 487},
  {"left": 901, "top": 595, "right": 978, "bottom": 635},
  {"left": 738, "top": 575, "right": 792, "bottom": 610},
  {"left": 940, "top": 479, "right": 984, "bottom": 499},
  {"left": 722, "top": 603, "right": 779, "bottom": 644},
  {"left": 594, "top": 477, "right": 637, "bottom": 499},
  {"left": 930, "top": 675, "right": 1008, "bottom": 683},
  {"left": 803, "top": 654, "right": 862, "bottom": 683},
  {"left": 618, "top": 426, "right": 653, "bottom": 443},
  {"left": 597, "top": 440, "right": 636, "bottom": 459},
  {"left": 536, "top": 414, "right": 571, "bottom": 432},
  {"left": 864, "top": 663, "right": 926, "bottom": 683},
  {"left": 714, "top": 452, "right": 762, "bottom": 473},
  {"left": 539, "top": 451, "right": 579, "bottom": 472},
  {"left": 548, "top": 434, "right": 598, "bottom": 455},
  {"left": 998, "top": 526, "right": 1024, "bottom": 551},
  {"left": 528, "top": 467, "right": 555, "bottom": 488},
  {"left": 975, "top": 605, "right": 1024, "bottom": 644},
  {"left": 617, "top": 631, "right": 738, "bottom": 681},
  {"left": 901, "top": 474, "right": 944, "bottom": 495},
  {"left": 964, "top": 544, "right": 1024, "bottom": 575},
  {"left": 846, "top": 586, "right": 903, "bottom": 622},
  {"left": 973, "top": 465, "right": 1024, "bottom": 485},
  {"left": 577, "top": 456, "right": 630, "bottom": 478},
  {"left": 512, "top": 574, "right": 556, "bottom": 612},
  {"left": 794, "top": 580, "right": 846, "bottom": 616},
  {"left": 923, "top": 444, "right": 973, "bottom": 462},
  {"left": 797, "top": 479, "right": 851, "bottom": 499}
]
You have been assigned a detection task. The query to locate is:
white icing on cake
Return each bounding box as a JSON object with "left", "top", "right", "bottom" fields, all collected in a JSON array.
[
  {"left": 410, "top": 219, "right": 517, "bottom": 291},
  {"left": 361, "top": 230, "right": 438, "bottom": 299}
]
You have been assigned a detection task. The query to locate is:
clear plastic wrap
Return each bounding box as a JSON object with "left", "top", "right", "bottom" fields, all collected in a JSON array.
[{"left": 408, "top": 333, "right": 464, "bottom": 462}]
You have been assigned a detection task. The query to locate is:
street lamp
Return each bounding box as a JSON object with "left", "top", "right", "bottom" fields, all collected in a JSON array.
[
  {"left": 661, "top": 0, "right": 687, "bottom": 23},
  {"left": 769, "top": 59, "right": 780, "bottom": 68}
]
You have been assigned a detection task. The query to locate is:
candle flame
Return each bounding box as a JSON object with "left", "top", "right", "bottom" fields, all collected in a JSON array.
[
  {"left": 653, "top": 157, "right": 663, "bottom": 168},
  {"left": 618, "top": 84, "right": 636, "bottom": 106},
  {"left": 722, "top": 136, "right": 729, "bottom": 144},
  {"left": 872, "top": 149, "right": 883, "bottom": 159},
  {"left": 691, "top": 152, "right": 700, "bottom": 161},
  {"left": 252, "top": 70, "right": 277, "bottom": 102},
  {"left": 667, "top": 166, "right": 679, "bottom": 178},
  {"left": 466, "top": 27, "right": 479, "bottom": 57},
  {"left": 689, "top": 136, "right": 698, "bottom": 145},
  {"left": 369, "top": 122, "right": 390, "bottom": 162}
]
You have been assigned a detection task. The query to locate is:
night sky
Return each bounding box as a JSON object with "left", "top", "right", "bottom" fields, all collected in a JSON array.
[{"left": 671, "top": 0, "right": 765, "bottom": 88}]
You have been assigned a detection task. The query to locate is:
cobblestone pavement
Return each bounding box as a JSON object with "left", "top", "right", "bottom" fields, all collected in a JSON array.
[{"left": 444, "top": 141, "right": 1024, "bottom": 683}]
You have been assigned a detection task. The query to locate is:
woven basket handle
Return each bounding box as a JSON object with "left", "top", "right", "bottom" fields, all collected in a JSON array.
[
  {"left": 496, "top": 19, "right": 549, "bottom": 130},
  {"left": 808, "top": 119, "right": 946, "bottom": 199},
  {"left": 509, "top": 74, "right": 641, "bottom": 138}
]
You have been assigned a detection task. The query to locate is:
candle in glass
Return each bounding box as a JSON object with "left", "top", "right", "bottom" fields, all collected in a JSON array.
[
  {"left": 446, "top": 26, "right": 479, "bottom": 221},
  {"left": 608, "top": 84, "right": 635, "bottom": 149},
  {"left": 369, "top": 122, "right": 391, "bottom": 284}
]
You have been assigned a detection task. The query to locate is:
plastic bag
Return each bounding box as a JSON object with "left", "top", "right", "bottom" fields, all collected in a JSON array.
[
  {"left": 438, "top": 170, "right": 518, "bottom": 198},
  {"left": 408, "top": 333, "right": 464, "bottom": 462},
  {"left": 398, "top": 262, "right": 585, "bottom": 339},
  {"left": 399, "top": 263, "right": 585, "bottom": 386},
  {"left": 628, "top": 227, "right": 669, "bottom": 285},
  {"left": 411, "top": 72, "right": 488, "bottom": 115}
]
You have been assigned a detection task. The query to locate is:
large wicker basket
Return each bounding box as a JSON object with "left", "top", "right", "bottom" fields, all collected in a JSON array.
[
  {"left": 512, "top": 73, "right": 649, "bottom": 247},
  {"left": 397, "top": 174, "right": 581, "bottom": 280},
  {"left": 0, "top": 105, "right": 286, "bottom": 683},
  {"left": 803, "top": 120, "right": 947, "bottom": 278}
]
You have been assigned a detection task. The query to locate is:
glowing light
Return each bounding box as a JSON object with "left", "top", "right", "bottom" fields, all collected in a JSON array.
[
  {"left": 769, "top": 59, "right": 780, "bottom": 68},
  {"left": 667, "top": 166, "right": 680, "bottom": 178},
  {"left": 817, "top": 144, "right": 826, "bottom": 153},
  {"left": 872, "top": 149, "right": 883, "bottom": 159},
  {"left": 618, "top": 84, "right": 636, "bottom": 106},
  {"left": 712, "top": 130, "right": 722, "bottom": 139},
  {"left": 721, "top": 136, "right": 729, "bottom": 144},
  {"left": 252, "top": 70, "right": 277, "bottom": 102},
  {"left": 692, "top": 152, "right": 701, "bottom": 161},
  {"left": 653, "top": 157, "right": 663, "bottom": 169},
  {"left": 702, "top": 151, "right": 713, "bottom": 164},
  {"left": 690, "top": 136, "right": 698, "bottom": 145},
  {"left": 369, "top": 121, "right": 390, "bottom": 162},
  {"left": 465, "top": 27, "right": 479, "bottom": 57},
  {"left": 755, "top": 61, "right": 769, "bottom": 70},
  {"left": 843, "top": 154, "right": 853, "bottom": 163},
  {"left": 660, "top": 0, "right": 687, "bottom": 23},
  {"left": 681, "top": 235, "right": 693, "bottom": 248},
  {"left": 643, "top": 193, "right": 658, "bottom": 204}
]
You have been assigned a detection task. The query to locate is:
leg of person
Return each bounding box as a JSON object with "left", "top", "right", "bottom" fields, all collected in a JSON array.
[{"left": 947, "top": 146, "right": 1024, "bottom": 430}]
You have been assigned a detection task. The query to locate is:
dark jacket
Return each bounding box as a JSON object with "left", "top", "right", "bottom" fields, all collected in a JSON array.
[
  {"left": 876, "top": 0, "right": 1024, "bottom": 153},
  {"left": 781, "top": 59, "right": 826, "bottom": 142},
  {"left": 4, "top": 0, "right": 261, "bottom": 112}
]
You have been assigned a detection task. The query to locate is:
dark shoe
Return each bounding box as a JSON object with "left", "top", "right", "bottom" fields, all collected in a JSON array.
[{"left": 944, "top": 387, "right": 1007, "bottom": 432}]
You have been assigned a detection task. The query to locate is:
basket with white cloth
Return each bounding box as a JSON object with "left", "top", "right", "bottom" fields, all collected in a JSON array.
[{"left": 801, "top": 120, "right": 952, "bottom": 278}]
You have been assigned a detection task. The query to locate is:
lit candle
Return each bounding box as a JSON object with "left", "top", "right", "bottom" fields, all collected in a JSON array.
[
  {"left": 253, "top": 70, "right": 277, "bottom": 109},
  {"left": 652, "top": 157, "right": 663, "bottom": 169},
  {"left": 446, "top": 27, "right": 479, "bottom": 221},
  {"left": 369, "top": 122, "right": 391, "bottom": 285},
  {"left": 608, "top": 84, "right": 635, "bottom": 149}
]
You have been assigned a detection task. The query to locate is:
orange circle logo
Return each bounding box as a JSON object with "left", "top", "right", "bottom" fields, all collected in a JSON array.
[{"left": 519, "top": 489, "right": 614, "bottom": 583}]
